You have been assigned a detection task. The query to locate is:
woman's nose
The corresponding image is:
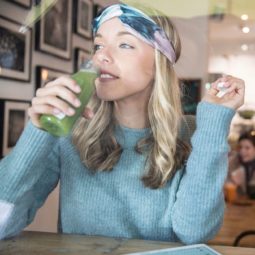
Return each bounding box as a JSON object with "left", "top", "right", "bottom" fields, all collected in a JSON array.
[{"left": 93, "top": 48, "right": 113, "bottom": 65}]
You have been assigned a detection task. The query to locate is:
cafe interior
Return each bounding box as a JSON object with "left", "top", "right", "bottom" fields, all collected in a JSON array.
[{"left": 0, "top": 0, "right": 255, "bottom": 254}]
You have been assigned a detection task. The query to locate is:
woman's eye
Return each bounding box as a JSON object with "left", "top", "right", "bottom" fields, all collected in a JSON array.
[
  {"left": 94, "top": 44, "right": 103, "bottom": 51},
  {"left": 119, "top": 43, "right": 134, "bottom": 49}
]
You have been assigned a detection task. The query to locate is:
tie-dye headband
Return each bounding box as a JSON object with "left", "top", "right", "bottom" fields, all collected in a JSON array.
[{"left": 93, "top": 4, "right": 176, "bottom": 64}]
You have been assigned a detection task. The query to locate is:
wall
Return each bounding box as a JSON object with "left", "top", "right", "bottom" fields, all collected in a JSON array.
[{"left": 174, "top": 16, "right": 209, "bottom": 80}]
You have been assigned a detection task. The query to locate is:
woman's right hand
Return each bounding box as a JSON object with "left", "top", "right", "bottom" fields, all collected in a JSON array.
[{"left": 28, "top": 76, "right": 82, "bottom": 128}]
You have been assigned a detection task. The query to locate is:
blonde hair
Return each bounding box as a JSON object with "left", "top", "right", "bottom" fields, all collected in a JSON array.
[{"left": 72, "top": 14, "right": 190, "bottom": 189}]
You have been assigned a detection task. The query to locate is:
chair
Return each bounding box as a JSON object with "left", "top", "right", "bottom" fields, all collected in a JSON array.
[{"left": 233, "top": 230, "right": 255, "bottom": 247}]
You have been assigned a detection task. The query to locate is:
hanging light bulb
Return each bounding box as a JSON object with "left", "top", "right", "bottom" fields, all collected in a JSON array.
[
  {"left": 241, "top": 14, "right": 249, "bottom": 21},
  {"left": 242, "top": 26, "right": 250, "bottom": 33},
  {"left": 241, "top": 44, "right": 248, "bottom": 51}
]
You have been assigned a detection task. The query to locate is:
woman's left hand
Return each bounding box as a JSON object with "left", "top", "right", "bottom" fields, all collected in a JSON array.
[{"left": 203, "top": 75, "right": 245, "bottom": 110}]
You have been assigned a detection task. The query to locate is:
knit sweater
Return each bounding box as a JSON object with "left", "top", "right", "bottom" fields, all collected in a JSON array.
[{"left": 0, "top": 102, "right": 235, "bottom": 244}]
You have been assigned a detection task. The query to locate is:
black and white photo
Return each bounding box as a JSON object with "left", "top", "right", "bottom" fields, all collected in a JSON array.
[
  {"left": 36, "top": 0, "right": 72, "bottom": 59},
  {"left": 180, "top": 79, "right": 201, "bottom": 115},
  {"left": 36, "top": 66, "right": 70, "bottom": 89},
  {"left": 0, "top": 16, "right": 31, "bottom": 81},
  {"left": 9, "top": 0, "right": 31, "bottom": 8},
  {"left": 75, "top": 0, "right": 93, "bottom": 38},
  {"left": 74, "top": 48, "right": 91, "bottom": 72},
  {"left": 93, "top": 3, "right": 104, "bottom": 19},
  {"left": 0, "top": 100, "right": 30, "bottom": 158}
]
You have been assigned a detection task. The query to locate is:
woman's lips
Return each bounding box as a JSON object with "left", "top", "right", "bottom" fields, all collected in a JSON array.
[{"left": 98, "top": 70, "right": 119, "bottom": 82}]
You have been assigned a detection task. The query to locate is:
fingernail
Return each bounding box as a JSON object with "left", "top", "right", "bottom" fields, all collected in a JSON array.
[
  {"left": 75, "top": 85, "right": 81, "bottom": 93},
  {"left": 53, "top": 108, "right": 61, "bottom": 114},
  {"left": 74, "top": 99, "right": 81, "bottom": 107},
  {"left": 67, "top": 108, "right": 75, "bottom": 115}
]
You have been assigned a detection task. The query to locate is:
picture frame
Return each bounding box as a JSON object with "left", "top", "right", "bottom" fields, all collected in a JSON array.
[
  {"left": 74, "top": 48, "right": 91, "bottom": 72},
  {"left": 75, "top": 0, "right": 93, "bottom": 38},
  {"left": 0, "top": 16, "right": 32, "bottom": 81},
  {"left": 93, "top": 3, "right": 104, "bottom": 19},
  {"left": 9, "top": 0, "right": 32, "bottom": 8},
  {"left": 207, "top": 73, "right": 223, "bottom": 83},
  {"left": 180, "top": 79, "right": 201, "bottom": 115},
  {"left": 36, "top": 66, "right": 70, "bottom": 89},
  {"left": 36, "top": 0, "right": 72, "bottom": 59},
  {"left": 0, "top": 100, "right": 30, "bottom": 158}
]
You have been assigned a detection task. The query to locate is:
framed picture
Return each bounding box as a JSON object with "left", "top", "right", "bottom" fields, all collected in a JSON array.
[
  {"left": 36, "top": 0, "right": 72, "bottom": 59},
  {"left": 180, "top": 79, "right": 201, "bottom": 115},
  {"left": 74, "top": 48, "right": 91, "bottom": 72},
  {"left": 9, "top": 0, "right": 32, "bottom": 8},
  {"left": 0, "top": 100, "right": 30, "bottom": 158},
  {"left": 207, "top": 73, "right": 223, "bottom": 83},
  {"left": 36, "top": 66, "right": 70, "bottom": 89},
  {"left": 0, "top": 16, "right": 32, "bottom": 81},
  {"left": 93, "top": 3, "right": 104, "bottom": 18},
  {"left": 75, "top": 0, "right": 93, "bottom": 38}
]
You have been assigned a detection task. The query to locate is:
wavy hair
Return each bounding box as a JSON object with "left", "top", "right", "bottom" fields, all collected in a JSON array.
[{"left": 72, "top": 14, "right": 190, "bottom": 189}]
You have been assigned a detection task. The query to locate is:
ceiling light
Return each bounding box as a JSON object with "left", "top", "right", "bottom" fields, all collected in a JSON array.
[
  {"left": 242, "top": 26, "right": 250, "bottom": 33},
  {"left": 241, "top": 14, "right": 249, "bottom": 21},
  {"left": 241, "top": 44, "right": 248, "bottom": 51}
]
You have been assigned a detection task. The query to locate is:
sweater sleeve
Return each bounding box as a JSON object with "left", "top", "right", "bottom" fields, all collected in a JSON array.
[
  {"left": 0, "top": 122, "right": 61, "bottom": 239},
  {"left": 172, "top": 102, "right": 235, "bottom": 244}
]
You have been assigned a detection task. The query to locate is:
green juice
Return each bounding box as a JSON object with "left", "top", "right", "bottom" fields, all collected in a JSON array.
[{"left": 40, "top": 68, "right": 98, "bottom": 137}]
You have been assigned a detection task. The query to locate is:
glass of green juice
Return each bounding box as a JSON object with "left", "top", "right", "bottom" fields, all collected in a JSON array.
[{"left": 40, "top": 61, "right": 98, "bottom": 137}]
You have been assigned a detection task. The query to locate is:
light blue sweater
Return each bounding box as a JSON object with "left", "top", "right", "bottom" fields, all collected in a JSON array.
[{"left": 0, "top": 102, "right": 235, "bottom": 244}]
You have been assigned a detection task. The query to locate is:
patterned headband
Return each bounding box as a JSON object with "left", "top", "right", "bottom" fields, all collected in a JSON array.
[{"left": 93, "top": 4, "right": 176, "bottom": 64}]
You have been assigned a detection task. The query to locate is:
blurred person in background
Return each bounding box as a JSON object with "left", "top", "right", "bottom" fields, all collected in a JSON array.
[{"left": 230, "top": 131, "right": 255, "bottom": 199}]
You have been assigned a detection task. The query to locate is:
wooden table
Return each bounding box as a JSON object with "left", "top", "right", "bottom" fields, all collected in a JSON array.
[
  {"left": 0, "top": 231, "right": 255, "bottom": 255},
  {"left": 209, "top": 198, "right": 255, "bottom": 247}
]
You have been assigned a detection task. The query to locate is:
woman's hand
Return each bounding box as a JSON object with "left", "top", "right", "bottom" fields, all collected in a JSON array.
[
  {"left": 28, "top": 76, "right": 82, "bottom": 128},
  {"left": 203, "top": 75, "right": 245, "bottom": 110},
  {"left": 82, "top": 107, "right": 95, "bottom": 119}
]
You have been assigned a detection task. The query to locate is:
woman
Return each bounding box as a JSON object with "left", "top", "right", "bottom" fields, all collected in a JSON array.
[
  {"left": 231, "top": 131, "right": 255, "bottom": 198},
  {"left": 0, "top": 4, "right": 245, "bottom": 243}
]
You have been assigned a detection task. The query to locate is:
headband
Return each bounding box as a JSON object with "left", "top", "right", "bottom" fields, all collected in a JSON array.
[{"left": 93, "top": 4, "right": 176, "bottom": 64}]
